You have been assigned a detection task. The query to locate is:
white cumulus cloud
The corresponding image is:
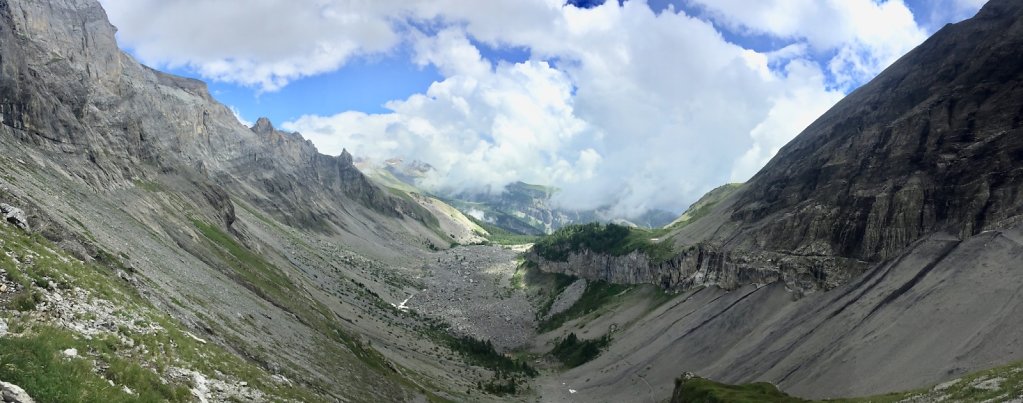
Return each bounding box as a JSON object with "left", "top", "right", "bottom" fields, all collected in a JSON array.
[
  {"left": 99, "top": 0, "right": 987, "bottom": 218},
  {"left": 100, "top": 0, "right": 407, "bottom": 91}
]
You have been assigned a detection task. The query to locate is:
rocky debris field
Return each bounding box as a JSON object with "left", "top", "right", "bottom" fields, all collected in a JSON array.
[
  {"left": 408, "top": 244, "right": 536, "bottom": 352},
  {"left": 544, "top": 278, "right": 586, "bottom": 320}
]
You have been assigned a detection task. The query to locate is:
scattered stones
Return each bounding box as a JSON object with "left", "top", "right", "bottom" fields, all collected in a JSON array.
[
  {"left": 61, "top": 348, "right": 78, "bottom": 358},
  {"left": 270, "top": 374, "right": 293, "bottom": 386},
  {"left": 0, "top": 381, "right": 34, "bottom": 403},
  {"left": 408, "top": 245, "right": 536, "bottom": 351},
  {"left": 933, "top": 379, "right": 959, "bottom": 391},
  {"left": 165, "top": 367, "right": 264, "bottom": 403},
  {"left": 545, "top": 279, "right": 587, "bottom": 320},
  {"left": 0, "top": 204, "right": 29, "bottom": 231},
  {"left": 972, "top": 377, "right": 1004, "bottom": 391},
  {"left": 38, "top": 287, "right": 163, "bottom": 339},
  {"left": 0, "top": 319, "right": 7, "bottom": 337}
]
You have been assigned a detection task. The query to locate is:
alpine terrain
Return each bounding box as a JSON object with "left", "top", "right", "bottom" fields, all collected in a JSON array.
[{"left": 0, "top": 0, "right": 1021, "bottom": 402}]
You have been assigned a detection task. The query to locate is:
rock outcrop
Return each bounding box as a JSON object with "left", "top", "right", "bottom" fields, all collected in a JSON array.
[
  {"left": 0, "top": 382, "right": 33, "bottom": 403},
  {"left": 528, "top": 245, "right": 864, "bottom": 295},
  {"left": 0, "top": 203, "right": 27, "bottom": 230}
]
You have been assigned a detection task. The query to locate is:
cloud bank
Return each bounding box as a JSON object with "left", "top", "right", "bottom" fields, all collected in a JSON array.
[{"left": 99, "top": 0, "right": 987, "bottom": 217}]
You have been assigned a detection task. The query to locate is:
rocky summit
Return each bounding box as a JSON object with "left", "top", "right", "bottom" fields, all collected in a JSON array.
[{"left": 2, "top": 0, "right": 1023, "bottom": 402}]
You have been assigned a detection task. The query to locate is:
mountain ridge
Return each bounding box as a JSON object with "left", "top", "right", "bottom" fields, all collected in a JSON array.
[
  {"left": 530, "top": 0, "right": 1023, "bottom": 296},
  {"left": 0, "top": 0, "right": 493, "bottom": 400},
  {"left": 3, "top": 0, "right": 1023, "bottom": 402}
]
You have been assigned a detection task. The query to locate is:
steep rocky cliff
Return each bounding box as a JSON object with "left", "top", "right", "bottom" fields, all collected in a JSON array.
[
  {"left": 528, "top": 244, "right": 860, "bottom": 295},
  {"left": 0, "top": 0, "right": 475, "bottom": 400},
  {"left": 530, "top": 0, "right": 1023, "bottom": 296},
  {"left": 0, "top": 0, "right": 432, "bottom": 234},
  {"left": 717, "top": 0, "right": 1023, "bottom": 262}
]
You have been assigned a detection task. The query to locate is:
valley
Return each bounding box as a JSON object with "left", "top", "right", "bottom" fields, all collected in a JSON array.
[{"left": 2, "top": 0, "right": 1023, "bottom": 402}]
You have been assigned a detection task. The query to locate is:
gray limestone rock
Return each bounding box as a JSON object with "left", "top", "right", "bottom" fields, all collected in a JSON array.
[
  {"left": 0, "top": 382, "right": 34, "bottom": 403},
  {"left": 0, "top": 203, "right": 28, "bottom": 230},
  {"left": 530, "top": 0, "right": 1023, "bottom": 297},
  {"left": 698, "top": 0, "right": 1023, "bottom": 264}
]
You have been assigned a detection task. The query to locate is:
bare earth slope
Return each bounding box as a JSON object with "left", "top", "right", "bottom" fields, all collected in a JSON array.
[{"left": 541, "top": 223, "right": 1023, "bottom": 401}]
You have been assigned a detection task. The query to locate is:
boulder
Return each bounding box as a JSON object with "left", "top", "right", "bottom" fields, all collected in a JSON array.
[
  {"left": 0, "top": 382, "right": 34, "bottom": 403},
  {"left": 0, "top": 204, "right": 28, "bottom": 231}
]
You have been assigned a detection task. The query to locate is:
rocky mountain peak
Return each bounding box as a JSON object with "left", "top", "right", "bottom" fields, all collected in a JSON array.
[
  {"left": 251, "top": 117, "right": 275, "bottom": 134},
  {"left": 339, "top": 148, "right": 354, "bottom": 166}
]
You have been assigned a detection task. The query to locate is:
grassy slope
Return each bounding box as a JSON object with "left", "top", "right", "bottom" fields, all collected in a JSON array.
[
  {"left": 189, "top": 219, "right": 437, "bottom": 401},
  {"left": 665, "top": 183, "right": 743, "bottom": 230},
  {"left": 538, "top": 280, "right": 632, "bottom": 332},
  {"left": 672, "top": 358, "right": 1023, "bottom": 403},
  {"left": 0, "top": 222, "right": 320, "bottom": 402},
  {"left": 672, "top": 377, "right": 806, "bottom": 403},
  {"left": 532, "top": 223, "right": 675, "bottom": 263}
]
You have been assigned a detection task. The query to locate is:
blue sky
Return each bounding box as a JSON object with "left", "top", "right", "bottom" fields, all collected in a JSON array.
[
  {"left": 149, "top": 32, "right": 532, "bottom": 126},
  {"left": 133, "top": 0, "right": 976, "bottom": 126},
  {"left": 99, "top": 0, "right": 987, "bottom": 217}
]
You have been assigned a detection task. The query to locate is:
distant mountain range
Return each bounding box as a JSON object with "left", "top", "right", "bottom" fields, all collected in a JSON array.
[{"left": 359, "top": 158, "right": 678, "bottom": 235}]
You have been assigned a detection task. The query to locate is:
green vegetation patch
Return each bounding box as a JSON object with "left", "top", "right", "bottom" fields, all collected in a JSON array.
[
  {"left": 191, "top": 219, "right": 299, "bottom": 309},
  {"left": 667, "top": 183, "right": 742, "bottom": 230},
  {"left": 426, "top": 321, "right": 536, "bottom": 376},
  {"left": 550, "top": 332, "right": 610, "bottom": 368},
  {"left": 834, "top": 359, "right": 1023, "bottom": 403},
  {"left": 0, "top": 221, "right": 321, "bottom": 402},
  {"left": 190, "top": 219, "right": 411, "bottom": 399},
  {"left": 479, "top": 373, "right": 526, "bottom": 396},
  {"left": 532, "top": 223, "right": 674, "bottom": 263},
  {"left": 132, "top": 179, "right": 164, "bottom": 193},
  {"left": 672, "top": 376, "right": 806, "bottom": 403},
  {"left": 539, "top": 280, "right": 632, "bottom": 332},
  {"left": 0, "top": 325, "right": 191, "bottom": 403}
]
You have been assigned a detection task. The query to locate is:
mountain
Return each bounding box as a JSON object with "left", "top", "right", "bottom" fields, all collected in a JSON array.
[
  {"left": 528, "top": 0, "right": 1023, "bottom": 400},
  {"left": 0, "top": 0, "right": 496, "bottom": 401},
  {"left": 532, "top": 0, "right": 1023, "bottom": 296},
  {"left": 366, "top": 158, "right": 677, "bottom": 235},
  {"left": 665, "top": 0, "right": 1023, "bottom": 291},
  {"left": 4, "top": 0, "right": 1023, "bottom": 402}
]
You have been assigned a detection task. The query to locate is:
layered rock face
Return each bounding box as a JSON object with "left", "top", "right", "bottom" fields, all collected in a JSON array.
[
  {"left": 528, "top": 245, "right": 862, "bottom": 295},
  {"left": 0, "top": 0, "right": 421, "bottom": 232},
  {"left": 234, "top": 116, "right": 429, "bottom": 230},
  {"left": 722, "top": 0, "right": 1023, "bottom": 263},
  {"left": 532, "top": 0, "right": 1023, "bottom": 295}
]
